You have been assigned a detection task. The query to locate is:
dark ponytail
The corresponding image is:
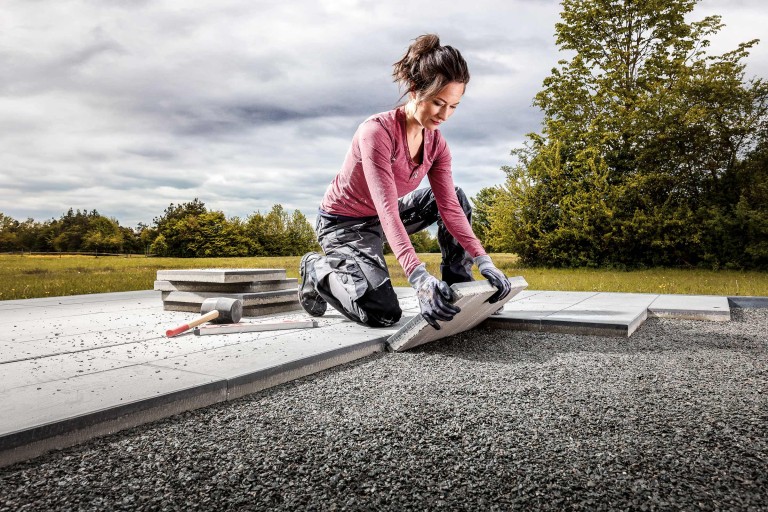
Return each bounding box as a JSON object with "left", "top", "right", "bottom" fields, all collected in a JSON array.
[{"left": 392, "top": 34, "right": 470, "bottom": 102}]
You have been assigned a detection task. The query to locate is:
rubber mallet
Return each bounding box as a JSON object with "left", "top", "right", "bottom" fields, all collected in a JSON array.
[{"left": 165, "top": 297, "right": 243, "bottom": 337}]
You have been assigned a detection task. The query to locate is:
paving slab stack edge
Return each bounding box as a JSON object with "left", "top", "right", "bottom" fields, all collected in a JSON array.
[{"left": 155, "top": 268, "right": 301, "bottom": 317}]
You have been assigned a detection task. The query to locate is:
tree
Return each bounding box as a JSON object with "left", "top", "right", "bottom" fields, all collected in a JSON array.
[
  {"left": 285, "top": 210, "right": 320, "bottom": 255},
  {"left": 82, "top": 216, "right": 124, "bottom": 253},
  {"left": 152, "top": 199, "right": 208, "bottom": 236},
  {"left": 471, "top": 187, "right": 503, "bottom": 252},
  {"left": 260, "top": 205, "right": 289, "bottom": 256},
  {"left": 409, "top": 230, "right": 439, "bottom": 253},
  {"left": 0, "top": 213, "right": 20, "bottom": 252},
  {"left": 492, "top": 0, "right": 768, "bottom": 267}
]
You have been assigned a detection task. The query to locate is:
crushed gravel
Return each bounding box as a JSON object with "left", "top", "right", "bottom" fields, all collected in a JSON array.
[{"left": 1, "top": 309, "right": 767, "bottom": 511}]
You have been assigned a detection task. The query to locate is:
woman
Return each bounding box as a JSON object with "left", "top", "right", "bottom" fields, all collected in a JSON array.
[{"left": 298, "top": 34, "right": 511, "bottom": 330}]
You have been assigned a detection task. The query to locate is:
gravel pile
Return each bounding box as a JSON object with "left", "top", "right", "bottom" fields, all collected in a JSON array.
[{"left": 1, "top": 309, "right": 767, "bottom": 511}]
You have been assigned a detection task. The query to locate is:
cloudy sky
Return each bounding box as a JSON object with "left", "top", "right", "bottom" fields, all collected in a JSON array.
[{"left": 2, "top": 0, "right": 767, "bottom": 228}]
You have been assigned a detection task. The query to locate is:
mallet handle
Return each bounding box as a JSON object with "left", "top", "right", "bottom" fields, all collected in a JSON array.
[{"left": 166, "top": 310, "right": 220, "bottom": 337}]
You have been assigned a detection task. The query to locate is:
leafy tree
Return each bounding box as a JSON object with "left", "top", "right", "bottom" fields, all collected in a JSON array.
[
  {"left": 82, "top": 216, "right": 124, "bottom": 253},
  {"left": 152, "top": 199, "right": 208, "bottom": 235},
  {"left": 244, "top": 211, "right": 267, "bottom": 256},
  {"left": 408, "top": 230, "right": 439, "bottom": 253},
  {"left": 285, "top": 210, "right": 320, "bottom": 255},
  {"left": 183, "top": 211, "right": 253, "bottom": 257},
  {"left": 471, "top": 187, "right": 503, "bottom": 252},
  {"left": 492, "top": 0, "right": 768, "bottom": 267},
  {"left": 149, "top": 233, "right": 169, "bottom": 256},
  {"left": 246, "top": 205, "right": 319, "bottom": 256},
  {"left": 260, "top": 205, "right": 289, "bottom": 256},
  {"left": 732, "top": 132, "right": 768, "bottom": 267},
  {"left": 0, "top": 213, "right": 20, "bottom": 252}
]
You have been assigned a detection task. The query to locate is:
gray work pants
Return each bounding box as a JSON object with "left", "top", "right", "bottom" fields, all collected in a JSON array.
[{"left": 311, "top": 186, "right": 474, "bottom": 327}]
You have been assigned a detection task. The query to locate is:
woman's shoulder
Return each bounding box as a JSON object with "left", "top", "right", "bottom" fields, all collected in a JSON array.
[
  {"left": 360, "top": 107, "right": 400, "bottom": 129},
  {"left": 356, "top": 107, "right": 403, "bottom": 140}
]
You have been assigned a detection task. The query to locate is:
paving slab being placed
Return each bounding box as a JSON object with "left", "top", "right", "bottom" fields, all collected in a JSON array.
[{"left": 387, "top": 277, "right": 528, "bottom": 352}]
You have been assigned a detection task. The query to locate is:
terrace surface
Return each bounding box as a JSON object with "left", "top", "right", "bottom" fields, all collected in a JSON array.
[{"left": 0, "top": 287, "right": 732, "bottom": 467}]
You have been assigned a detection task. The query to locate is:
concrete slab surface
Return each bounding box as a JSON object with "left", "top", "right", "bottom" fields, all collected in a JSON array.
[
  {"left": 0, "top": 286, "right": 734, "bottom": 467},
  {"left": 649, "top": 294, "right": 731, "bottom": 321}
]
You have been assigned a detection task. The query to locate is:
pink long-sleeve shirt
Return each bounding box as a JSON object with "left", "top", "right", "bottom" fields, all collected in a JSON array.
[{"left": 320, "top": 107, "right": 486, "bottom": 277}]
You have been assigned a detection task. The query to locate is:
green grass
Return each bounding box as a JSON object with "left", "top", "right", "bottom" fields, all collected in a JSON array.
[{"left": 1, "top": 253, "right": 767, "bottom": 301}]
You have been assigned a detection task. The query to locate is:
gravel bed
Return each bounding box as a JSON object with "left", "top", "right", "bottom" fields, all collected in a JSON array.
[{"left": 1, "top": 309, "right": 767, "bottom": 511}]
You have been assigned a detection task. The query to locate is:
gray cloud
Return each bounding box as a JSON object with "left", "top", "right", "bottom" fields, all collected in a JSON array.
[{"left": 1, "top": 0, "right": 765, "bottom": 228}]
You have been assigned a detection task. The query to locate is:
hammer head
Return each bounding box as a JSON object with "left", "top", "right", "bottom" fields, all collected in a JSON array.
[{"left": 199, "top": 297, "right": 243, "bottom": 324}]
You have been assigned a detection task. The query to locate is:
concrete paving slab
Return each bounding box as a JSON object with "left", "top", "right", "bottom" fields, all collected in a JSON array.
[
  {"left": 3, "top": 312, "right": 167, "bottom": 345},
  {"left": 162, "top": 301, "right": 301, "bottom": 316},
  {"left": 156, "top": 268, "right": 286, "bottom": 283},
  {"left": 649, "top": 294, "right": 731, "bottom": 321},
  {"left": 0, "top": 291, "right": 158, "bottom": 309},
  {"left": 509, "top": 290, "right": 597, "bottom": 304},
  {"left": 160, "top": 289, "right": 297, "bottom": 306},
  {"left": 0, "top": 355, "right": 136, "bottom": 392},
  {"left": 0, "top": 291, "right": 161, "bottom": 325},
  {"left": 148, "top": 320, "right": 399, "bottom": 400},
  {"left": 154, "top": 279, "right": 297, "bottom": 293},
  {"left": 387, "top": 277, "right": 528, "bottom": 352},
  {"left": 547, "top": 292, "right": 656, "bottom": 336},
  {"left": 487, "top": 291, "right": 656, "bottom": 337},
  {"left": 0, "top": 364, "right": 227, "bottom": 468}
]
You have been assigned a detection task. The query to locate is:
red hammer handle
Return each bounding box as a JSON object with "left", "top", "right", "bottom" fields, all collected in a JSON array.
[{"left": 166, "top": 310, "right": 220, "bottom": 337}]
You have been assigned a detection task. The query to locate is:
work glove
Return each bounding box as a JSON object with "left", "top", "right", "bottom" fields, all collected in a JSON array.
[
  {"left": 474, "top": 255, "right": 511, "bottom": 304},
  {"left": 408, "top": 264, "right": 461, "bottom": 330}
]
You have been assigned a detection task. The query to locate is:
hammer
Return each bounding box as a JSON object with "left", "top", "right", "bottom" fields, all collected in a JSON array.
[{"left": 165, "top": 297, "right": 243, "bottom": 337}]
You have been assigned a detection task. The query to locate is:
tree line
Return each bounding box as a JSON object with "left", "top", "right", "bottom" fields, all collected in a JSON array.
[
  {"left": 0, "top": 199, "right": 441, "bottom": 257},
  {"left": 471, "top": 0, "right": 768, "bottom": 270},
  {"left": 0, "top": 199, "right": 323, "bottom": 257}
]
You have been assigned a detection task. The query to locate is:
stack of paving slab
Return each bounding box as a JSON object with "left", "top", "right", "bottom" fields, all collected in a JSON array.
[{"left": 155, "top": 268, "right": 301, "bottom": 317}]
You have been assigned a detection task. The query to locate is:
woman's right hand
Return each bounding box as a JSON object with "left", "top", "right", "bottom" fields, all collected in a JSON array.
[{"left": 408, "top": 264, "right": 461, "bottom": 330}]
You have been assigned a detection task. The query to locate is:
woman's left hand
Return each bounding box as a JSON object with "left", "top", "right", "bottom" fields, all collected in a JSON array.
[{"left": 474, "top": 255, "right": 511, "bottom": 303}]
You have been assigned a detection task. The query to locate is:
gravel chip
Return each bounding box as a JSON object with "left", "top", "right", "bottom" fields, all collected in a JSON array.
[{"left": 1, "top": 309, "right": 767, "bottom": 511}]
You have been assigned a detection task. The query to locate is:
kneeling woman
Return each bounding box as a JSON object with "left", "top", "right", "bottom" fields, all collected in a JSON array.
[{"left": 298, "top": 34, "right": 511, "bottom": 330}]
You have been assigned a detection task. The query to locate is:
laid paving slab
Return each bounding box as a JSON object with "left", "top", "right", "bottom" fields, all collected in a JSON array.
[
  {"left": 0, "top": 364, "right": 227, "bottom": 468},
  {"left": 148, "top": 321, "right": 399, "bottom": 400},
  {"left": 487, "top": 291, "right": 654, "bottom": 336},
  {"left": 387, "top": 277, "right": 528, "bottom": 352},
  {"left": 649, "top": 294, "right": 731, "bottom": 321}
]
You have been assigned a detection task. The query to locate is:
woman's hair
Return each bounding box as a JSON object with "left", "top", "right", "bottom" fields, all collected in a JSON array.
[{"left": 392, "top": 34, "right": 470, "bottom": 102}]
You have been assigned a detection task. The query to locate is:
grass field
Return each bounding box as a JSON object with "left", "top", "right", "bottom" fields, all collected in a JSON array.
[{"left": 1, "top": 253, "right": 767, "bottom": 301}]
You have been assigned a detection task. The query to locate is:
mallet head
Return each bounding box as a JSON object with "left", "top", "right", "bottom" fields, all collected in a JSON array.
[{"left": 199, "top": 297, "right": 243, "bottom": 324}]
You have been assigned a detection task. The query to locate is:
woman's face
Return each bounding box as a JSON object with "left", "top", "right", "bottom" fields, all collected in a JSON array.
[{"left": 412, "top": 81, "right": 465, "bottom": 131}]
